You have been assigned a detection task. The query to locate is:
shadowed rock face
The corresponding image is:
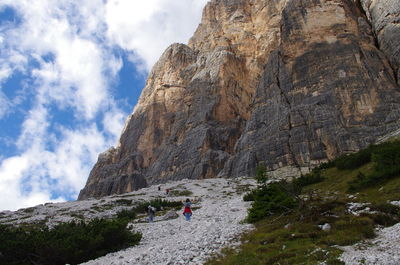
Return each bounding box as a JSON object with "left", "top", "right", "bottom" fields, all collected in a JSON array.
[
  {"left": 360, "top": 0, "right": 400, "bottom": 84},
  {"left": 78, "top": 0, "right": 400, "bottom": 200}
]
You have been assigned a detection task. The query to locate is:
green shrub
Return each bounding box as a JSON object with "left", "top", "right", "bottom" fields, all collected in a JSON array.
[
  {"left": 247, "top": 163, "right": 301, "bottom": 223},
  {"left": 346, "top": 141, "right": 400, "bottom": 191},
  {"left": 362, "top": 213, "right": 399, "bottom": 227},
  {"left": 320, "top": 216, "right": 375, "bottom": 246},
  {"left": 293, "top": 169, "right": 324, "bottom": 188},
  {"left": 335, "top": 148, "right": 372, "bottom": 170},
  {"left": 349, "top": 164, "right": 400, "bottom": 191},
  {"left": 247, "top": 182, "right": 299, "bottom": 223},
  {"left": 115, "top": 199, "right": 132, "bottom": 206},
  {"left": 332, "top": 141, "right": 400, "bottom": 172},
  {"left": 372, "top": 142, "right": 400, "bottom": 171},
  {"left": 255, "top": 162, "right": 268, "bottom": 185},
  {"left": 370, "top": 203, "right": 400, "bottom": 215},
  {"left": 327, "top": 258, "right": 345, "bottom": 265},
  {"left": 0, "top": 219, "right": 141, "bottom": 265},
  {"left": 361, "top": 203, "right": 400, "bottom": 226},
  {"left": 116, "top": 208, "right": 137, "bottom": 220},
  {"left": 133, "top": 198, "right": 183, "bottom": 213},
  {"left": 243, "top": 190, "right": 256, "bottom": 201},
  {"left": 169, "top": 189, "right": 193, "bottom": 197}
]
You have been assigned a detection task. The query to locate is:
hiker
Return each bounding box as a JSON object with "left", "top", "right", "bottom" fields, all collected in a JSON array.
[
  {"left": 166, "top": 188, "right": 169, "bottom": 195},
  {"left": 158, "top": 186, "right": 161, "bottom": 191},
  {"left": 148, "top": 205, "right": 156, "bottom": 223},
  {"left": 182, "top": 198, "right": 192, "bottom": 221}
]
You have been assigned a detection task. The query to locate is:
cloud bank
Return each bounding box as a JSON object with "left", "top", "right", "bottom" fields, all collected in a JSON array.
[{"left": 0, "top": 0, "right": 208, "bottom": 211}]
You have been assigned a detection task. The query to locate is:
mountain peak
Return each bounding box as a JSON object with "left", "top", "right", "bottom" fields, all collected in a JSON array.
[{"left": 78, "top": 0, "right": 400, "bottom": 200}]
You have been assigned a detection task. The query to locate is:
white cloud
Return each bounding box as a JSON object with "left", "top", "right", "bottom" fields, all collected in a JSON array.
[
  {"left": 0, "top": 66, "right": 11, "bottom": 81},
  {"left": 105, "top": 0, "right": 209, "bottom": 70},
  {"left": 17, "top": 104, "right": 49, "bottom": 149},
  {"left": 0, "top": 91, "right": 11, "bottom": 118},
  {"left": 41, "top": 125, "right": 110, "bottom": 193},
  {"left": 0, "top": 0, "right": 207, "bottom": 211}
]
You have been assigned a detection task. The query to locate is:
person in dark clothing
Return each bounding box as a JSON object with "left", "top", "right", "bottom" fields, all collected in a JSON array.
[{"left": 148, "top": 205, "right": 156, "bottom": 223}]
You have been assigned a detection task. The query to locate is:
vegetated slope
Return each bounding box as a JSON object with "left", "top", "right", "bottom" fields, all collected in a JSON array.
[
  {"left": 206, "top": 140, "right": 400, "bottom": 265},
  {"left": 2, "top": 142, "right": 400, "bottom": 264},
  {"left": 79, "top": 0, "right": 400, "bottom": 200},
  {"left": 0, "top": 219, "right": 142, "bottom": 265}
]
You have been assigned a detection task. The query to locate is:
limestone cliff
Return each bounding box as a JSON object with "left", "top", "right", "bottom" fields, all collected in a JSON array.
[{"left": 78, "top": 0, "right": 400, "bottom": 200}]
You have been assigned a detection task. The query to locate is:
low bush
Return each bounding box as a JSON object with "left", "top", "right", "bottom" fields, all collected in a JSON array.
[
  {"left": 348, "top": 145, "right": 400, "bottom": 191},
  {"left": 247, "top": 182, "right": 299, "bottom": 223},
  {"left": 333, "top": 141, "right": 400, "bottom": 170},
  {"left": 334, "top": 148, "right": 373, "bottom": 170},
  {"left": 0, "top": 218, "right": 141, "bottom": 265},
  {"left": 246, "top": 163, "right": 301, "bottom": 223},
  {"left": 133, "top": 198, "right": 183, "bottom": 214},
  {"left": 370, "top": 203, "right": 400, "bottom": 216},
  {"left": 115, "top": 199, "right": 132, "bottom": 206},
  {"left": 360, "top": 203, "right": 400, "bottom": 226},
  {"left": 169, "top": 189, "right": 193, "bottom": 197},
  {"left": 116, "top": 208, "right": 137, "bottom": 220},
  {"left": 293, "top": 169, "right": 324, "bottom": 188},
  {"left": 362, "top": 213, "right": 399, "bottom": 227},
  {"left": 372, "top": 142, "right": 400, "bottom": 171},
  {"left": 320, "top": 216, "right": 375, "bottom": 246},
  {"left": 115, "top": 199, "right": 183, "bottom": 221},
  {"left": 243, "top": 190, "right": 256, "bottom": 201}
]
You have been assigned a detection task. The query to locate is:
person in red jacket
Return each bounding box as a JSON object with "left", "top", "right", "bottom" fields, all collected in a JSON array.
[{"left": 182, "top": 198, "right": 192, "bottom": 221}]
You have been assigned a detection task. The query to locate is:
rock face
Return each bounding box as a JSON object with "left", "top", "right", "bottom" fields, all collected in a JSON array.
[
  {"left": 360, "top": 0, "right": 400, "bottom": 84},
  {"left": 79, "top": 0, "right": 400, "bottom": 200}
]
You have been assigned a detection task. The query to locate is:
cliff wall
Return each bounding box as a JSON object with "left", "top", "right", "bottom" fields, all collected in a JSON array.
[{"left": 79, "top": 0, "right": 400, "bottom": 200}]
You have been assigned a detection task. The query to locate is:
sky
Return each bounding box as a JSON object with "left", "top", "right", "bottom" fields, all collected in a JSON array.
[{"left": 0, "top": 0, "right": 209, "bottom": 211}]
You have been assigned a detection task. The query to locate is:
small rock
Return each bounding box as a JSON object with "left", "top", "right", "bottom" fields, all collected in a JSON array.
[
  {"left": 160, "top": 210, "right": 179, "bottom": 220},
  {"left": 390, "top": 201, "right": 400, "bottom": 207},
  {"left": 321, "top": 223, "right": 331, "bottom": 231}
]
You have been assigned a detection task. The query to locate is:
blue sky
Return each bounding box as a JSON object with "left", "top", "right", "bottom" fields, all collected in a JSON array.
[{"left": 0, "top": 0, "right": 208, "bottom": 211}]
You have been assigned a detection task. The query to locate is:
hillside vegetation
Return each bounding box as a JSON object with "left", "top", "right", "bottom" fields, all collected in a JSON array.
[
  {"left": 0, "top": 198, "right": 185, "bottom": 265},
  {"left": 207, "top": 140, "right": 400, "bottom": 265},
  {"left": 0, "top": 218, "right": 141, "bottom": 265}
]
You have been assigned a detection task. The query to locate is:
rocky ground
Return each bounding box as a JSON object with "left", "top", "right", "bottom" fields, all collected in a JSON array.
[
  {"left": 340, "top": 222, "right": 400, "bottom": 265},
  {"left": 1, "top": 178, "right": 400, "bottom": 264},
  {"left": 0, "top": 177, "right": 256, "bottom": 265},
  {"left": 83, "top": 178, "right": 255, "bottom": 265}
]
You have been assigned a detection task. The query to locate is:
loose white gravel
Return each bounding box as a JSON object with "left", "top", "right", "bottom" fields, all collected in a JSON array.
[
  {"left": 3, "top": 177, "right": 400, "bottom": 265},
  {"left": 82, "top": 178, "right": 255, "bottom": 265},
  {"left": 340, "top": 223, "right": 400, "bottom": 265},
  {"left": 0, "top": 177, "right": 256, "bottom": 265}
]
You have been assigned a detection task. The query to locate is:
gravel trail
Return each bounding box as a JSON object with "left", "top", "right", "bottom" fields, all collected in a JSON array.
[{"left": 82, "top": 178, "right": 255, "bottom": 265}]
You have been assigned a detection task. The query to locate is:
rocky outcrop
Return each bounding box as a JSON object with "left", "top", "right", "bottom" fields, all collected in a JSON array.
[
  {"left": 360, "top": 0, "right": 400, "bottom": 84},
  {"left": 79, "top": 0, "right": 400, "bottom": 200},
  {"left": 222, "top": 0, "right": 400, "bottom": 177}
]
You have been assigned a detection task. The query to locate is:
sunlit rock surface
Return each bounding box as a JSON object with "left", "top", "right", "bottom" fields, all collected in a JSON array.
[{"left": 79, "top": 0, "right": 400, "bottom": 200}]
